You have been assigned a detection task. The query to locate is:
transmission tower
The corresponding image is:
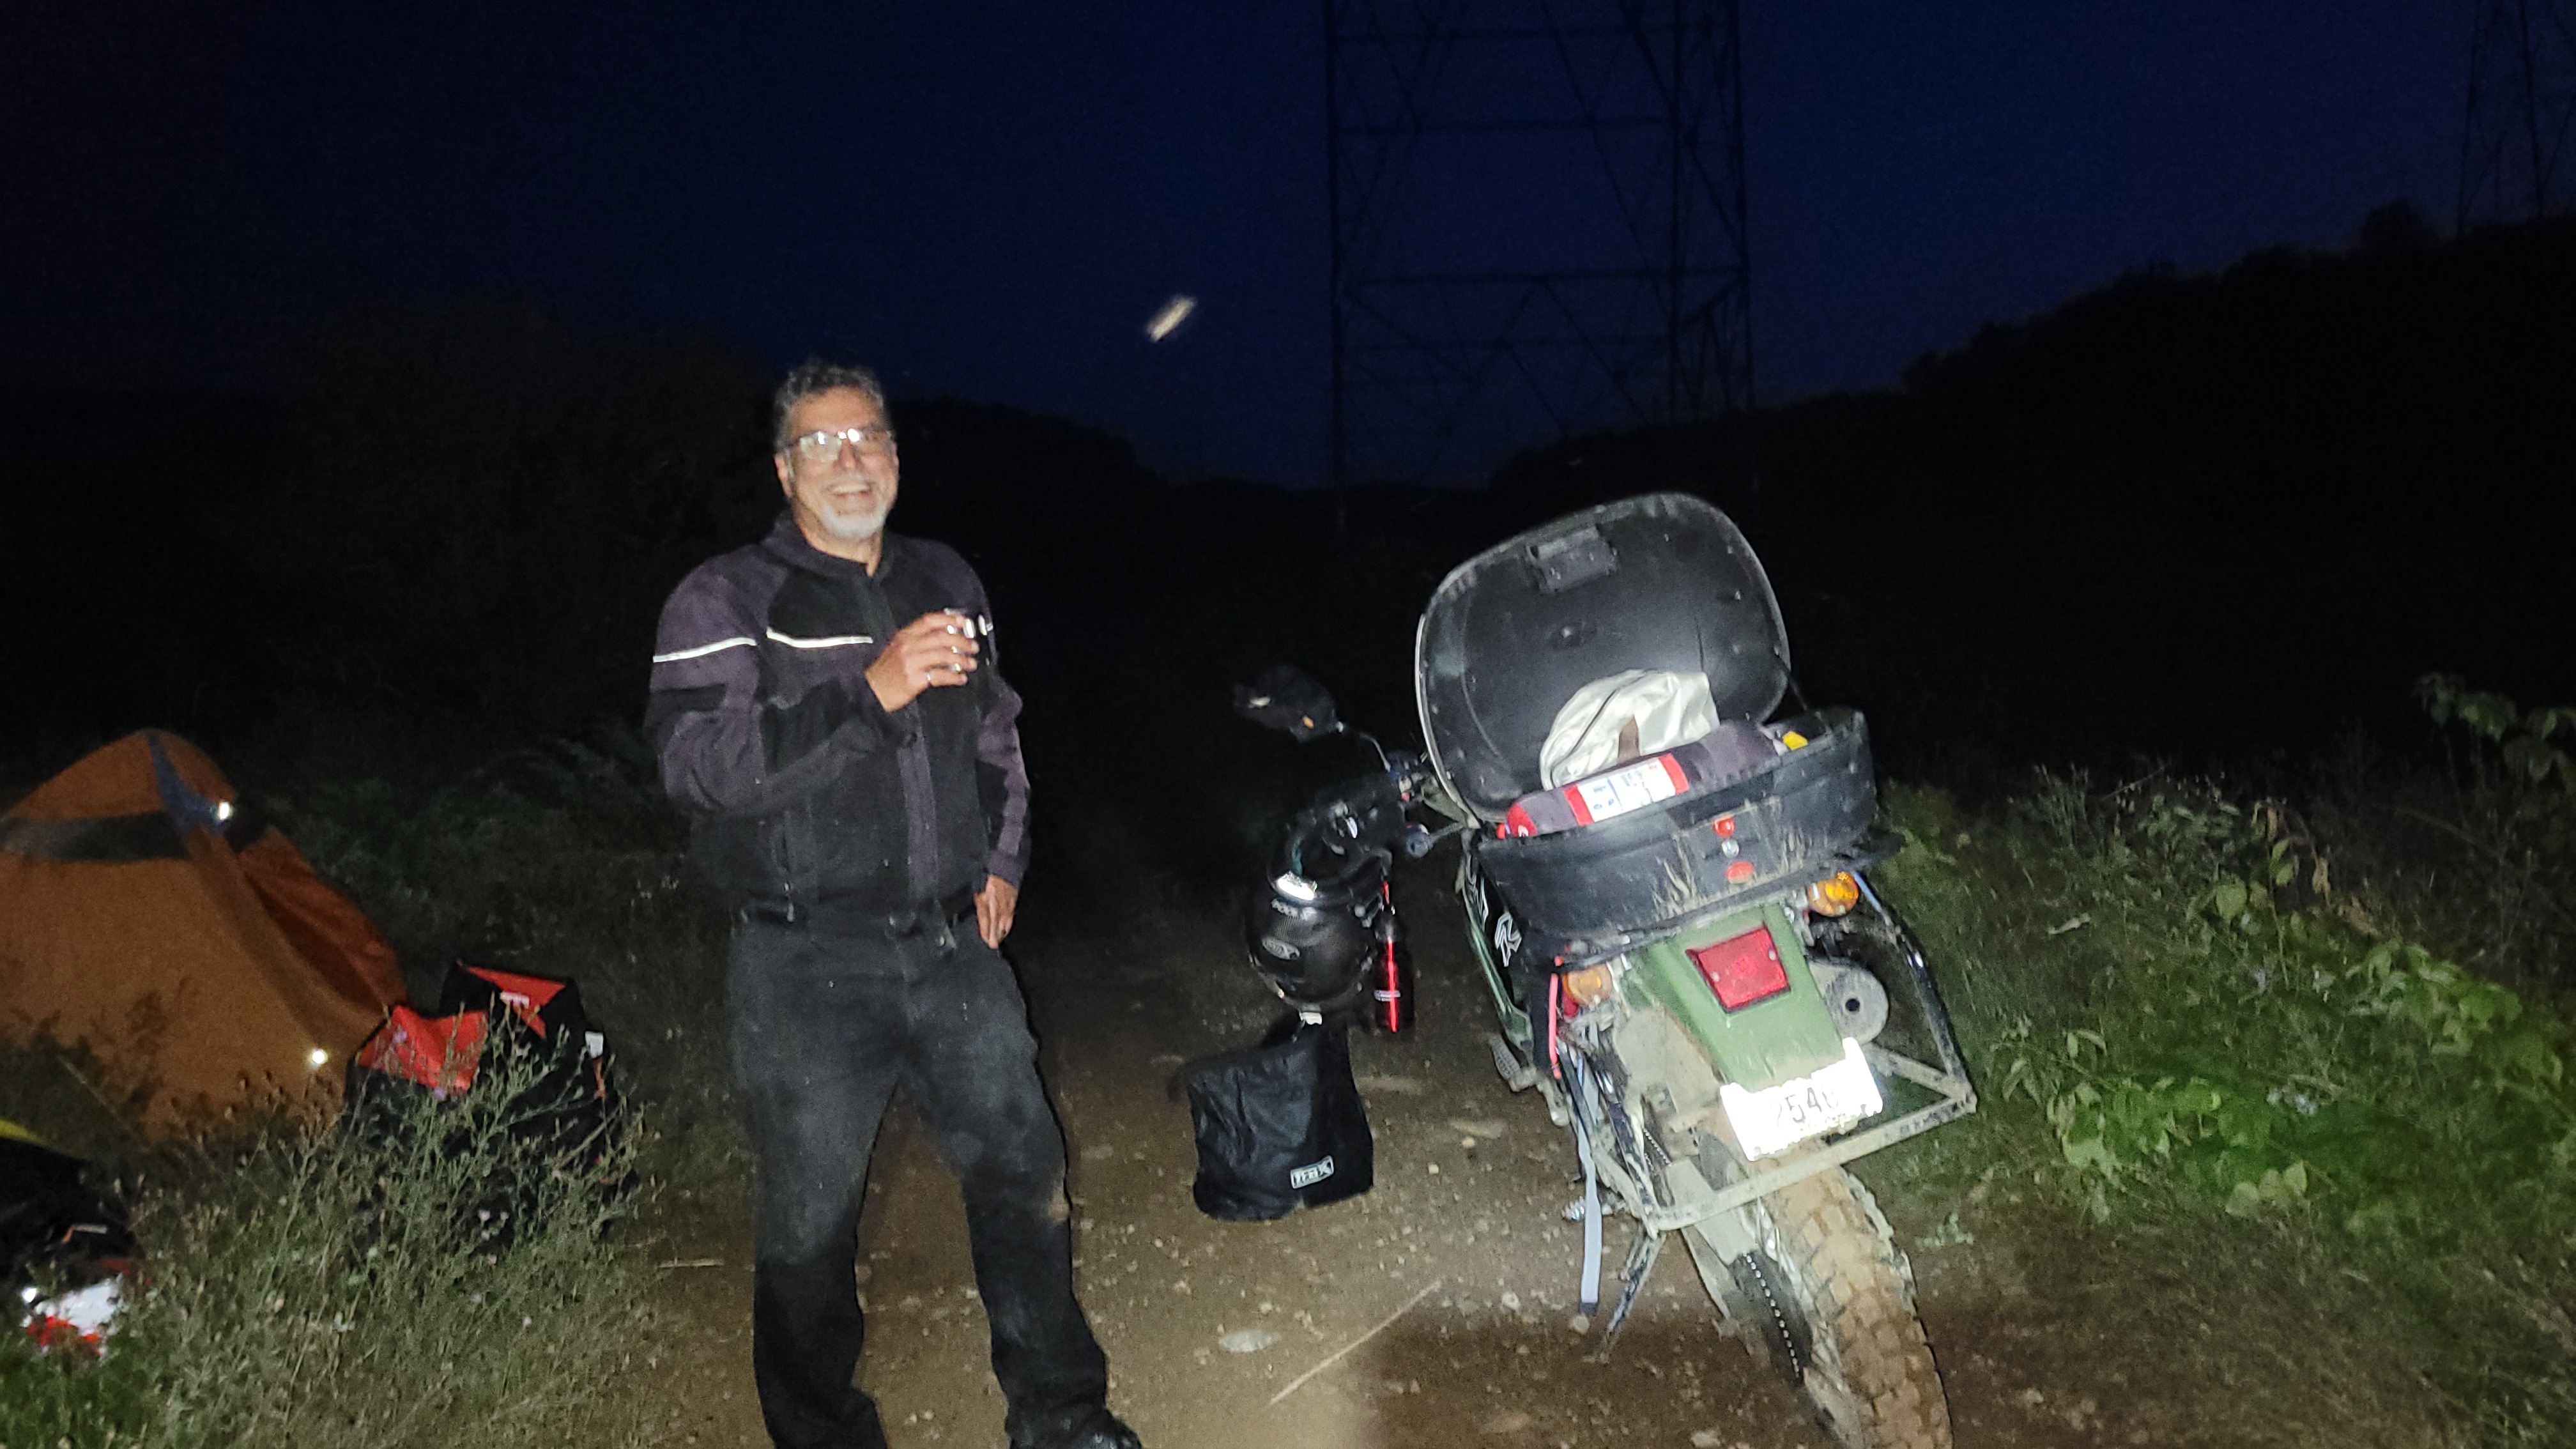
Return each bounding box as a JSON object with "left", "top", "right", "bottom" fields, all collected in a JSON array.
[
  {"left": 1327, "top": 0, "right": 1752, "bottom": 487},
  {"left": 2459, "top": 0, "right": 2576, "bottom": 226}
]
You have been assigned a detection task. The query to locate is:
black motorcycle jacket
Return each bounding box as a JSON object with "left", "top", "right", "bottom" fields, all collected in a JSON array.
[{"left": 645, "top": 514, "right": 1031, "bottom": 928}]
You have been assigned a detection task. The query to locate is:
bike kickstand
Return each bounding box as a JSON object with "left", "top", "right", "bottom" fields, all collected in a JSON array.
[{"left": 1593, "top": 1227, "right": 1664, "bottom": 1358}]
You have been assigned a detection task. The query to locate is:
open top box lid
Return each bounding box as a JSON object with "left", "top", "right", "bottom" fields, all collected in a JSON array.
[{"left": 1413, "top": 493, "right": 1790, "bottom": 822}]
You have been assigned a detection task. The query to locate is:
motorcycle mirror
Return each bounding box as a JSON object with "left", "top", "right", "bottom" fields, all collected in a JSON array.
[{"left": 1234, "top": 664, "right": 1343, "bottom": 742}]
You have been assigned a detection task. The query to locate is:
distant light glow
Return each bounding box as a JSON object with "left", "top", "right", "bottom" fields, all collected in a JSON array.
[
  {"left": 307, "top": 1048, "right": 329, "bottom": 1068},
  {"left": 215, "top": 800, "right": 234, "bottom": 822},
  {"left": 1145, "top": 295, "right": 1197, "bottom": 342}
]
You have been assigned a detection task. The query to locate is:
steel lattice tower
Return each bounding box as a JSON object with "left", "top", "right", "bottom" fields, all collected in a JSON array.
[
  {"left": 1327, "top": 0, "right": 1752, "bottom": 487},
  {"left": 2460, "top": 0, "right": 2576, "bottom": 226}
]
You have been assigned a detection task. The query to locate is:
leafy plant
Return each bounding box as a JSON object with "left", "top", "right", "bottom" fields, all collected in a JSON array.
[
  {"left": 1998, "top": 1020, "right": 2320, "bottom": 1218},
  {"left": 1878, "top": 739, "right": 2576, "bottom": 1443},
  {"left": 2417, "top": 673, "right": 2576, "bottom": 793}
]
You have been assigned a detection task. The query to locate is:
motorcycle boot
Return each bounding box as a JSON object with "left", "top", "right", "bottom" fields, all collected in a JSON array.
[{"left": 1009, "top": 1407, "right": 1144, "bottom": 1449}]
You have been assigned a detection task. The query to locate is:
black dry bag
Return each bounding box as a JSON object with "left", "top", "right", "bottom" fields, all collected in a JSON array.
[{"left": 1179, "top": 1015, "right": 1374, "bottom": 1221}]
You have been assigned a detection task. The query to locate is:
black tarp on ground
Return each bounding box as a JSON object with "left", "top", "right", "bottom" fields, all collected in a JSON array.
[{"left": 0, "top": 1130, "right": 137, "bottom": 1292}]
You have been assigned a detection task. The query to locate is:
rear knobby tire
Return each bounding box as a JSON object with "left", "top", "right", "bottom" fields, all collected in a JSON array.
[{"left": 1685, "top": 1166, "right": 1952, "bottom": 1449}]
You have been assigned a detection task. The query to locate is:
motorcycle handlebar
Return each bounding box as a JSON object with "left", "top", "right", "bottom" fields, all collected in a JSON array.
[
  {"left": 1312, "top": 747, "right": 1439, "bottom": 815},
  {"left": 1282, "top": 751, "right": 1450, "bottom": 864}
]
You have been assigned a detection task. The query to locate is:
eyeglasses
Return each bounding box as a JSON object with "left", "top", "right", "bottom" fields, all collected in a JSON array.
[{"left": 787, "top": 425, "right": 898, "bottom": 466}]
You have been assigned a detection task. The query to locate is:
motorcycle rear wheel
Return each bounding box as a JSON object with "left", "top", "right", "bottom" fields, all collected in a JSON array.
[{"left": 1683, "top": 1166, "right": 1952, "bottom": 1449}]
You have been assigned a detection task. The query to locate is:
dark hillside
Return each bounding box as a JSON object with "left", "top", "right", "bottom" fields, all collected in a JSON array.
[
  {"left": 1487, "top": 212, "right": 2576, "bottom": 771},
  {"left": 0, "top": 388, "right": 291, "bottom": 759},
  {"left": 5, "top": 214, "right": 2568, "bottom": 799}
]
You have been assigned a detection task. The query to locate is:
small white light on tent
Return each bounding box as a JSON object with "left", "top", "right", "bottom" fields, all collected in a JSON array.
[
  {"left": 1145, "top": 295, "right": 1197, "bottom": 342},
  {"left": 215, "top": 801, "right": 233, "bottom": 822},
  {"left": 307, "top": 1048, "right": 328, "bottom": 1069}
]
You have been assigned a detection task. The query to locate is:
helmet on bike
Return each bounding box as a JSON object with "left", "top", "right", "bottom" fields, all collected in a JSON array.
[{"left": 1244, "top": 826, "right": 1387, "bottom": 1009}]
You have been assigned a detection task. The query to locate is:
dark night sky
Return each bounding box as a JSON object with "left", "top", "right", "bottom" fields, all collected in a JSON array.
[{"left": 4, "top": 3, "right": 2464, "bottom": 482}]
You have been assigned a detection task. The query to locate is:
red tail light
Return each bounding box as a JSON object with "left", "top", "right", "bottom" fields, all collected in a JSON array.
[{"left": 1690, "top": 926, "right": 1790, "bottom": 1011}]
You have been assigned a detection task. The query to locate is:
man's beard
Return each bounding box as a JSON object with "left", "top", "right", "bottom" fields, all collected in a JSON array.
[{"left": 813, "top": 491, "right": 892, "bottom": 542}]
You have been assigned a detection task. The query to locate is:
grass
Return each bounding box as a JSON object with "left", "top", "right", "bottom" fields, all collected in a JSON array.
[
  {"left": 3, "top": 1045, "right": 647, "bottom": 1449},
  {"left": 1859, "top": 701, "right": 2576, "bottom": 1446},
  {"left": 3, "top": 710, "right": 740, "bottom": 1449}
]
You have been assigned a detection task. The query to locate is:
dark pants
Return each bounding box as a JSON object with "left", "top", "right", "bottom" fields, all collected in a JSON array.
[{"left": 728, "top": 914, "right": 1109, "bottom": 1449}]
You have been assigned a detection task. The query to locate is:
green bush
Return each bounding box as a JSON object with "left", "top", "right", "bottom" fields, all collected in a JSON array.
[
  {"left": 1872, "top": 689, "right": 2576, "bottom": 1443},
  {"left": 1986, "top": 788, "right": 2573, "bottom": 1237},
  {"left": 2308, "top": 677, "right": 2576, "bottom": 1000}
]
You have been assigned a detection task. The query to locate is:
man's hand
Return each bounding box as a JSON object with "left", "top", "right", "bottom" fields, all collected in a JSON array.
[
  {"left": 974, "top": 875, "right": 1018, "bottom": 948},
  {"left": 866, "top": 611, "right": 981, "bottom": 712}
]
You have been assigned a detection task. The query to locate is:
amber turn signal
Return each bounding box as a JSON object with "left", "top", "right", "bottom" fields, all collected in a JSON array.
[
  {"left": 1807, "top": 871, "right": 1862, "bottom": 917},
  {"left": 1561, "top": 963, "right": 1617, "bottom": 1007}
]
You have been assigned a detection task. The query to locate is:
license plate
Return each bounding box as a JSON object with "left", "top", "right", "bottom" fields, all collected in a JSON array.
[{"left": 1719, "top": 1038, "right": 1884, "bottom": 1159}]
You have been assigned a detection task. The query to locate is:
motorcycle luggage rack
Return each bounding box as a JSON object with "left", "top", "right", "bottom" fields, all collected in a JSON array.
[
  {"left": 1618, "top": 870, "right": 1976, "bottom": 1235},
  {"left": 1566, "top": 872, "right": 1975, "bottom": 1359},
  {"left": 1629, "top": 1064, "right": 1975, "bottom": 1236}
]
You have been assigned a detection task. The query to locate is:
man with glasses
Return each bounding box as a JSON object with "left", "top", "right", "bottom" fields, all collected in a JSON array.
[{"left": 647, "top": 360, "right": 1141, "bottom": 1449}]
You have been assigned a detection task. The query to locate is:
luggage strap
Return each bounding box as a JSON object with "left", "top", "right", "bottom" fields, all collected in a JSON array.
[{"left": 1566, "top": 1055, "right": 1604, "bottom": 1317}]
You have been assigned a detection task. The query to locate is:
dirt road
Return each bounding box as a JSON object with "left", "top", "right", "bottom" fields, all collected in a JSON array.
[{"left": 627, "top": 862, "right": 2148, "bottom": 1449}]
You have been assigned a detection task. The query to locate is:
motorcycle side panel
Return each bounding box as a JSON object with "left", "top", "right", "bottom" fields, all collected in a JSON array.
[
  {"left": 1457, "top": 852, "right": 1531, "bottom": 1045},
  {"left": 1625, "top": 903, "right": 1846, "bottom": 1092}
]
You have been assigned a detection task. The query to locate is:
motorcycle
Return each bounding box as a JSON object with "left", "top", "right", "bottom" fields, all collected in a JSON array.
[{"left": 1232, "top": 493, "right": 1976, "bottom": 1449}]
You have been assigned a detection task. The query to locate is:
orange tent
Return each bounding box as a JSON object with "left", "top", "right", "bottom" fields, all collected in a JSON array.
[{"left": 0, "top": 732, "right": 407, "bottom": 1133}]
